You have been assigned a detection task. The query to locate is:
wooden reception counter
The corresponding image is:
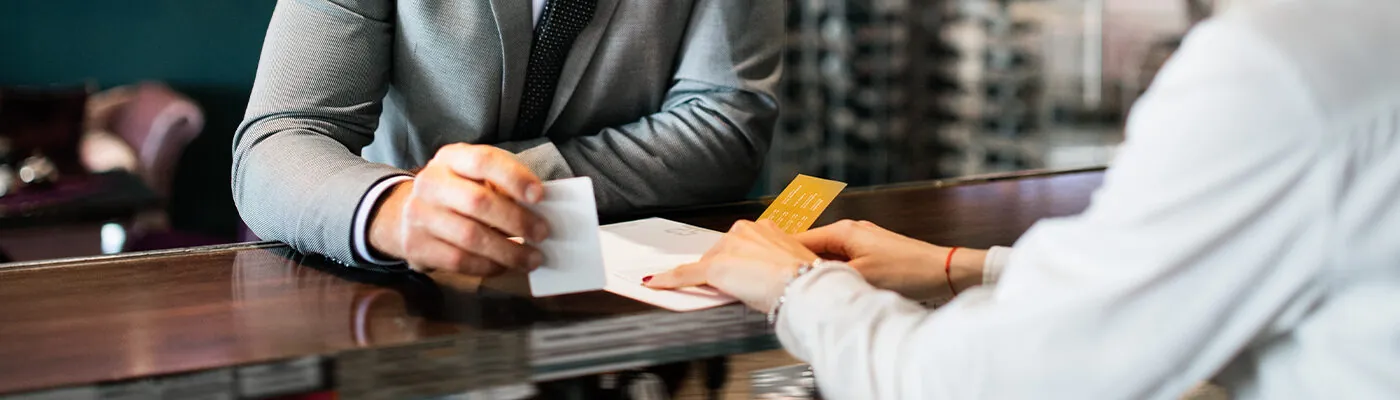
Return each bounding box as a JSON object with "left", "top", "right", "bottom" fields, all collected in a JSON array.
[{"left": 0, "top": 168, "right": 1105, "bottom": 399}]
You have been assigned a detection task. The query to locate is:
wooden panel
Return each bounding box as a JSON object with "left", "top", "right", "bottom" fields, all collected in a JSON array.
[{"left": 0, "top": 170, "right": 1103, "bottom": 395}]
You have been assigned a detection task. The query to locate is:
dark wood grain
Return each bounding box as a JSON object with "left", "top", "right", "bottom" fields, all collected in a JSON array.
[{"left": 0, "top": 170, "right": 1103, "bottom": 395}]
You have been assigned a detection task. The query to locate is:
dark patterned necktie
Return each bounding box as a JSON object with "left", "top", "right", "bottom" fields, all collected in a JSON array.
[{"left": 515, "top": 0, "right": 597, "bottom": 138}]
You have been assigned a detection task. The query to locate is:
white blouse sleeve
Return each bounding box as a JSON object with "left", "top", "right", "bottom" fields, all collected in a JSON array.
[
  {"left": 981, "top": 246, "right": 1013, "bottom": 287},
  {"left": 774, "top": 18, "right": 1329, "bottom": 399}
]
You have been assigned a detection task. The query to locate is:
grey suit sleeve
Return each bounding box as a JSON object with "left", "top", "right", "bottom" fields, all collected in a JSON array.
[
  {"left": 514, "top": 0, "right": 783, "bottom": 213},
  {"left": 232, "top": 0, "right": 408, "bottom": 265}
]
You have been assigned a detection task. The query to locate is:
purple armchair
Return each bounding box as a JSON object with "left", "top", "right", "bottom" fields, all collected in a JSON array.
[
  {"left": 90, "top": 82, "right": 236, "bottom": 251},
  {"left": 99, "top": 82, "right": 204, "bottom": 199}
]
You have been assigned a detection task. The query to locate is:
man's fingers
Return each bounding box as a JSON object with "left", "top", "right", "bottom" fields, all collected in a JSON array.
[
  {"left": 421, "top": 212, "right": 544, "bottom": 271},
  {"left": 405, "top": 236, "right": 508, "bottom": 276},
  {"left": 642, "top": 261, "right": 710, "bottom": 290},
  {"left": 426, "top": 177, "right": 549, "bottom": 241},
  {"left": 437, "top": 144, "right": 544, "bottom": 204}
]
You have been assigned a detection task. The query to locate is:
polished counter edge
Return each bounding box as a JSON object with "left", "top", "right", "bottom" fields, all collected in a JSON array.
[
  {"left": 845, "top": 165, "right": 1107, "bottom": 193},
  {"left": 0, "top": 241, "right": 283, "bottom": 271},
  {"left": 604, "top": 166, "right": 1109, "bottom": 221}
]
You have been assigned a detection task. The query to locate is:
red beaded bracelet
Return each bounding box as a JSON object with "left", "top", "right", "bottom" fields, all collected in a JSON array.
[{"left": 945, "top": 247, "right": 961, "bottom": 296}]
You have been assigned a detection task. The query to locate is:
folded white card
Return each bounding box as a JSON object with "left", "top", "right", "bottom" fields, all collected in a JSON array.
[
  {"left": 600, "top": 218, "right": 738, "bottom": 312},
  {"left": 524, "top": 182, "right": 734, "bottom": 310},
  {"left": 525, "top": 177, "right": 607, "bottom": 297}
]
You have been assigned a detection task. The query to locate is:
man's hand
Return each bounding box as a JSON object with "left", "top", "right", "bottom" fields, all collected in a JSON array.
[
  {"left": 797, "top": 220, "right": 985, "bottom": 300},
  {"left": 368, "top": 144, "right": 550, "bottom": 276},
  {"left": 644, "top": 220, "right": 819, "bottom": 312}
]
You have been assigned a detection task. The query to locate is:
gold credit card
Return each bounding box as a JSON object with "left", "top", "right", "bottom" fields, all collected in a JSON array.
[{"left": 757, "top": 174, "right": 848, "bottom": 234}]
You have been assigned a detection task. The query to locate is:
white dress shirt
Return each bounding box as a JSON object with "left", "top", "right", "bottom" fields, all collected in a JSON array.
[
  {"left": 352, "top": 2, "right": 548, "bottom": 265},
  {"left": 777, "top": 1, "right": 1400, "bottom": 398}
]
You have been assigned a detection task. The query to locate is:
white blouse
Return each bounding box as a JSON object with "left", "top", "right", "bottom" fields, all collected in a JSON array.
[{"left": 776, "top": 1, "right": 1400, "bottom": 398}]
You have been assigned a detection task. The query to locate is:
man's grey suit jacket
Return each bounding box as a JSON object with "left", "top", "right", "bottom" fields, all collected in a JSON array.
[{"left": 232, "top": 0, "right": 783, "bottom": 265}]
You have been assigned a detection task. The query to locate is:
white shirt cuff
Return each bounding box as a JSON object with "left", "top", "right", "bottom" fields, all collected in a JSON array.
[
  {"left": 352, "top": 175, "right": 414, "bottom": 265},
  {"left": 775, "top": 261, "right": 869, "bottom": 361},
  {"left": 982, "top": 246, "right": 1013, "bottom": 287}
]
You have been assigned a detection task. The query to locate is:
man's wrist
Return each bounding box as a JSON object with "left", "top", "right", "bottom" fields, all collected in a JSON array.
[
  {"left": 361, "top": 177, "right": 413, "bottom": 263},
  {"left": 769, "top": 259, "right": 843, "bottom": 325}
]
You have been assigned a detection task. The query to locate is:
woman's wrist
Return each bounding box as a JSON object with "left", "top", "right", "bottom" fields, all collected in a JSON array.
[
  {"left": 766, "top": 258, "right": 832, "bottom": 325},
  {"left": 946, "top": 248, "right": 988, "bottom": 293}
]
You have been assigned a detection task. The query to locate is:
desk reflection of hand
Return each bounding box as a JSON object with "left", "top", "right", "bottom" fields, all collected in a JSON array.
[
  {"left": 231, "top": 248, "right": 437, "bottom": 350},
  {"left": 352, "top": 288, "right": 433, "bottom": 347}
]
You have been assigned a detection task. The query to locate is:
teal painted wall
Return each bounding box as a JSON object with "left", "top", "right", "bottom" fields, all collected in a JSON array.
[{"left": 1, "top": 0, "right": 277, "bottom": 238}]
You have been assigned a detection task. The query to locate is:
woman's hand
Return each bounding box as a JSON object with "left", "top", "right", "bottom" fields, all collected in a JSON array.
[
  {"left": 797, "top": 220, "right": 985, "bottom": 300},
  {"left": 643, "top": 220, "right": 819, "bottom": 312}
]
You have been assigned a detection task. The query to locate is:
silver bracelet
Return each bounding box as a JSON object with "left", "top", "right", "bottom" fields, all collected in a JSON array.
[{"left": 768, "top": 259, "right": 826, "bottom": 326}]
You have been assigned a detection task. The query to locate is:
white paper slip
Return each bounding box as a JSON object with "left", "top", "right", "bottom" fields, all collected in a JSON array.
[
  {"left": 600, "top": 218, "right": 738, "bottom": 312},
  {"left": 525, "top": 177, "right": 607, "bottom": 297}
]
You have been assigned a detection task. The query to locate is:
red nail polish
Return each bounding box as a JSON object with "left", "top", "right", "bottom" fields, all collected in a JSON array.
[{"left": 641, "top": 275, "right": 653, "bottom": 284}]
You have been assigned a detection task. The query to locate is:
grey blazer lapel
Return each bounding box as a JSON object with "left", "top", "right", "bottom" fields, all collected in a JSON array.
[
  {"left": 543, "top": 0, "right": 621, "bottom": 135},
  {"left": 489, "top": 0, "right": 532, "bottom": 141}
]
